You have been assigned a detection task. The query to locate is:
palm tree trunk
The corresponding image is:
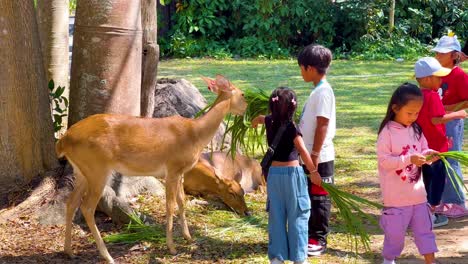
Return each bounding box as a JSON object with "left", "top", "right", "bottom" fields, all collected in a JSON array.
[
  {"left": 0, "top": 0, "right": 57, "bottom": 194},
  {"left": 68, "top": 0, "right": 142, "bottom": 125},
  {"left": 37, "top": 0, "right": 70, "bottom": 134}
]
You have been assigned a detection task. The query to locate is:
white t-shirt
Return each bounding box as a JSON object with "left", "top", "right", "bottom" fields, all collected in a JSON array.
[{"left": 298, "top": 79, "right": 336, "bottom": 163}]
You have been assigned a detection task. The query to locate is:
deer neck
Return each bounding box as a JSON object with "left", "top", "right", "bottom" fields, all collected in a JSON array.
[{"left": 194, "top": 98, "right": 230, "bottom": 148}]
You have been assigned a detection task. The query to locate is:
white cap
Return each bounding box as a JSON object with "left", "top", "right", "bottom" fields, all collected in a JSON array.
[
  {"left": 414, "top": 57, "right": 451, "bottom": 78},
  {"left": 432, "top": 35, "right": 461, "bottom": 53}
]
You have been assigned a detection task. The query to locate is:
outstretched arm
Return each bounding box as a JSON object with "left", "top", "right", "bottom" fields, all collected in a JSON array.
[
  {"left": 251, "top": 115, "right": 265, "bottom": 128},
  {"left": 432, "top": 110, "right": 467, "bottom": 124}
]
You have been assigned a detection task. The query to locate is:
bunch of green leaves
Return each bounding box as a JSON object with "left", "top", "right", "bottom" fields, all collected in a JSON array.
[
  {"left": 322, "top": 182, "right": 382, "bottom": 253},
  {"left": 430, "top": 151, "right": 468, "bottom": 199},
  {"left": 197, "top": 87, "right": 271, "bottom": 156},
  {"left": 48, "top": 80, "right": 68, "bottom": 134},
  {"left": 104, "top": 213, "right": 165, "bottom": 244}
]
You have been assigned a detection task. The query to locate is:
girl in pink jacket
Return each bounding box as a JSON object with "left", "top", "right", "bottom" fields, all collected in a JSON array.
[{"left": 377, "top": 83, "right": 439, "bottom": 264}]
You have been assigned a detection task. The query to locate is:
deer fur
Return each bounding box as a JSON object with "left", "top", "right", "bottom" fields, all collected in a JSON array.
[
  {"left": 183, "top": 161, "right": 250, "bottom": 216},
  {"left": 55, "top": 75, "right": 247, "bottom": 263},
  {"left": 200, "top": 151, "right": 265, "bottom": 193}
]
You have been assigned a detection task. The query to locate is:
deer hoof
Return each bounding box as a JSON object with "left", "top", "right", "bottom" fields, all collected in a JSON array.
[
  {"left": 169, "top": 247, "right": 177, "bottom": 255},
  {"left": 183, "top": 233, "right": 192, "bottom": 241}
]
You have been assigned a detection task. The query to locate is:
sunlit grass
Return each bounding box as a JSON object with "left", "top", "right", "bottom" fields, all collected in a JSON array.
[{"left": 102, "top": 59, "right": 466, "bottom": 263}]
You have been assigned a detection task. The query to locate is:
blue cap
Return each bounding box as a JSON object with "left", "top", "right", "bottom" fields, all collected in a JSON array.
[
  {"left": 432, "top": 35, "right": 461, "bottom": 53},
  {"left": 414, "top": 57, "right": 451, "bottom": 78}
]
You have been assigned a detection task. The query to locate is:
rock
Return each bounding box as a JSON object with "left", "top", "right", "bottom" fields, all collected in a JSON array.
[{"left": 154, "top": 78, "right": 232, "bottom": 151}]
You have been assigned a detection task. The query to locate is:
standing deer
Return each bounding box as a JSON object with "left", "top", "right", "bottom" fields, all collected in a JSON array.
[{"left": 56, "top": 75, "right": 247, "bottom": 263}]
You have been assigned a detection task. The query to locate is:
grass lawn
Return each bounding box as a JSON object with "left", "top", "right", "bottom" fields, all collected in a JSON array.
[{"left": 103, "top": 59, "right": 466, "bottom": 263}]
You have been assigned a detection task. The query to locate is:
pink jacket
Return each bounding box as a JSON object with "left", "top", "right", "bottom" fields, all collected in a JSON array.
[{"left": 377, "top": 121, "right": 431, "bottom": 207}]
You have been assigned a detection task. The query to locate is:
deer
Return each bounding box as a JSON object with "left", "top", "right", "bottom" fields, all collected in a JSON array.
[
  {"left": 199, "top": 151, "right": 266, "bottom": 194},
  {"left": 183, "top": 160, "right": 250, "bottom": 216},
  {"left": 55, "top": 75, "right": 247, "bottom": 263}
]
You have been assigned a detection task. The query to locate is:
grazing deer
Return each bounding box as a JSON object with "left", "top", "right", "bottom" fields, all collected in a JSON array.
[
  {"left": 199, "top": 151, "right": 265, "bottom": 194},
  {"left": 183, "top": 160, "right": 250, "bottom": 216},
  {"left": 56, "top": 75, "right": 247, "bottom": 263}
]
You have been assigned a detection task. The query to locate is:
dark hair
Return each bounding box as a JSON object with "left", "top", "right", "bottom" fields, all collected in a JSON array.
[
  {"left": 297, "top": 44, "right": 332, "bottom": 75},
  {"left": 378, "top": 82, "right": 423, "bottom": 138},
  {"left": 462, "top": 39, "right": 468, "bottom": 55},
  {"left": 269, "top": 87, "right": 297, "bottom": 125}
]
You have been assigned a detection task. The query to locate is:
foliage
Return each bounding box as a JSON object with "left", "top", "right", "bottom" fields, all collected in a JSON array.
[
  {"left": 69, "top": 0, "right": 77, "bottom": 14},
  {"left": 48, "top": 80, "right": 68, "bottom": 135},
  {"left": 104, "top": 213, "right": 165, "bottom": 244},
  {"left": 431, "top": 151, "right": 468, "bottom": 198},
  {"left": 158, "top": 0, "right": 467, "bottom": 60},
  {"left": 322, "top": 183, "right": 383, "bottom": 252}
]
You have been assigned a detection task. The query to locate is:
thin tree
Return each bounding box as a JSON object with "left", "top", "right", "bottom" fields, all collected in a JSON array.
[
  {"left": 37, "top": 0, "right": 70, "bottom": 135},
  {"left": 389, "top": 0, "right": 395, "bottom": 33},
  {"left": 141, "top": 0, "right": 160, "bottom": 117},
  {"left": 0, "top": 1, "right": 57, "bottom": 197}
]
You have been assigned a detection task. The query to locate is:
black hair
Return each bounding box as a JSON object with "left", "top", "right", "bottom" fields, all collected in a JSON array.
[
  {"left": 269, "top": 87, "right": 297, "bottom": 125},
  {"left": 462, "top": 39, "right": 468, "bottom": 55},
  {"left": 297, "top": 44, "right": 332, "bottom": 75},
  {"left": 378, "top": 82, "right": 423, "bottom": 139}
]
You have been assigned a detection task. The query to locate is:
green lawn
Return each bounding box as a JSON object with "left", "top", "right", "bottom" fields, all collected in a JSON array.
[{"left": 107, "top": 59, "right": 466, "bottom": 263}]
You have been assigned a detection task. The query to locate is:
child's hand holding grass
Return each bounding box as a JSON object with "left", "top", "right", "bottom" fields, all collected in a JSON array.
[
  {"left": 411, "top": 154, "right": 428, "bottom": 167},
  {"left": 424, "top": 150, "right": 440, "bottom": 164}
]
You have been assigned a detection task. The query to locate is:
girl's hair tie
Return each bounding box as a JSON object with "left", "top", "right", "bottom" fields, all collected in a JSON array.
[
  {"left": 291, "top": 98, "right": 296, "bottom": 106},
  {"left": 272, "top": 96, "right": 279, "bottom": 102}
]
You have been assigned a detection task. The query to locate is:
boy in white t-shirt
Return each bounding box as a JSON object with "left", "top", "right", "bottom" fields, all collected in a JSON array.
[{"left": 297, "top": 44, "right": 336, "bottom": 256}]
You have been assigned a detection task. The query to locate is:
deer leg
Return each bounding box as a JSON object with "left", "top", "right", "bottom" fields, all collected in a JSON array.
[
  {"left": 165, "top": 175, "right": 179, "bottom": 255},
  {"left": 176, "top": 175, "right": 191, "bottom": 241},
  {"left": 79, "top": 169, "right": 114, "bottom": 264},
  {"left": 64, "top": 172, "right": 86, "bottom": 257}
]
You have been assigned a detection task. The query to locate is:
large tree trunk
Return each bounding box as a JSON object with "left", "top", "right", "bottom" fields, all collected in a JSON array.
[
  {"left": 37, "top": 0, "right": 70, "bottom": 135},
  {"left": 140, "top": 0, "right": 160, "bottom": 117},
  {"left": 0, "top": 1, "right": 57, "bottom": 196},
  {"left": 68, "top": 0, "right": 142, "bottom": 125},
  {"left": 66, "top": 0, "right": 152, "bottom": 225}
]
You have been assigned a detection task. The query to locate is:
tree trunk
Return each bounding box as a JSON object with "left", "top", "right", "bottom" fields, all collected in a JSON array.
[
  {"left": 389, "top": 0, "right": 395, "bottom": 33},
  {"left": 37, "top": 0, "right": 70, "bottom": 134},
  {"left": 141, "top": 0, "right": 160, "bottom": 117},
  {"left": 0, "top": 1, "right": 58, "bottom": 195},
  {"left": 68, "top": 0, "right": 142, "bottom": 125}
]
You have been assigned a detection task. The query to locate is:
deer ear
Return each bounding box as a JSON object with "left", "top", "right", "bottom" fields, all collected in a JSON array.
[
  {"left": 201, "top": 76, "right": 218, "bottom": 93},
  {"left": 215, "top": 75, "right": 232, "bottom": 92}
]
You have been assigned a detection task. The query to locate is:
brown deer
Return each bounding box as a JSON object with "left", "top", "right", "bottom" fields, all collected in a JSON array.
[
  {"left": 56, "top": 75, "right": 247, "bottom": 263},
  {"left": 183, "top": 160, "right": 250, "bottom": 216}
]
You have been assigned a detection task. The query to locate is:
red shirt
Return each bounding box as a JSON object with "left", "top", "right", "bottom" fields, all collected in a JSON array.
[
  {"left": 416, "top": 88, "right": 449, "bottom": 152},
  {"left": 441, "top": 66, "right": 468, "bottom": 106}
]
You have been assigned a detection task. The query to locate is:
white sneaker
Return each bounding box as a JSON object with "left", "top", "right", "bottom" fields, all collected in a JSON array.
[
  {"left": 293, "top": 261, "right": 308, "bottom": 264},
  {"left": 382, "top": 259, "right": 396, "bottom": 264}
]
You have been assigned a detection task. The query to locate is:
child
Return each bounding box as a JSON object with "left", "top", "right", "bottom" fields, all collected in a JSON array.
[
  {"left": 377, "top": 83, "right": 439, "bottom": 264},
  {"left": 432, "top": 33, "right": 468, "bottom": 217},
  {"left": 252, "top": 87, "right": 321, "bottom": 264},
  {"left": 414, "top": 57, "right": 467, "bottom": 227},
  {"left": 297, "top": 44, "right": 335, "bottom": 256}
]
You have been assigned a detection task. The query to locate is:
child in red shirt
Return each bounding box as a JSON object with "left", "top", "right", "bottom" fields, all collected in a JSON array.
[
  {"left": 414, "top": 57, "right": 467, "bottom": 227},
  {"left": 432, "top": 33, "right": 468, "bottom": 217}
]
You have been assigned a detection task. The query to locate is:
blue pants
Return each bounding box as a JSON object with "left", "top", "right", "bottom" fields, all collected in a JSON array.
[
  {"left": 443, "top": 119, "right": 466, "bottom": 205},
  {"left": 267, "top": 166, "right": 310, "bottom": 262}
]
